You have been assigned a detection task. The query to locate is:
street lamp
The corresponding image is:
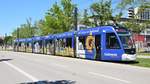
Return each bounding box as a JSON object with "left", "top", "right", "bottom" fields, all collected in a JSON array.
[
  {"left": 26, "top": 18, "right": 34, "bottom": 53},
  {"left": 74, "top": 7, "right": 78, "bottom": 31},
  {"left": 74, "top": 7, "right": 78, "bottom": 58}
]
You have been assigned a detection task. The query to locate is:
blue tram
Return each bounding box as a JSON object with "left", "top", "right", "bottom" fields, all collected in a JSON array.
[
  {"left": 14, "top": 26, "right": 136, "bottom": 61},
  {"left": 76, "top": 26, "right": 136, "bottom": 61}
]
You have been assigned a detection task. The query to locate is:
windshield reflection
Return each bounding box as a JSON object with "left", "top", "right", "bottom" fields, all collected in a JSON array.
[{"left": 119, "top": 35, "right": 135, "bottom": 49}]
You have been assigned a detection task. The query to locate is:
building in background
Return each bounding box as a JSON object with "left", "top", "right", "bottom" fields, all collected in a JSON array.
[
  {"left": 132, "top": 6, "right": 150, "bottom": 52},
  {"left": 134, "top": 7, "right": 150, "bottom": 20},
  {"left": 128, "top": 7, "right": 135, "bottom": 19}
]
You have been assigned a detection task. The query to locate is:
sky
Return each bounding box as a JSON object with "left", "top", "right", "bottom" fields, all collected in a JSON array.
[{"left": 0, "top": 0, "right": 125, "bottom": 36}]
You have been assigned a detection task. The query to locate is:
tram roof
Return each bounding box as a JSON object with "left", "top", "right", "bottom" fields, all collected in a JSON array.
[
  {"left": 55, "top": 31, "right": 74, "bottom": 39},
  {"left": 32, "top": 36, "right": 44, "bottom": 41},
  {"left": 43, "top": 34, "right": 55, "bottom": 40},
  {"left": 77, "top": 26, "right": 114, "bottom": 36},
  {"left": 26, "top": 38, "right": 32, "bottom": 42},
  {"left": 14, "top": 38, "right": 26, "bottom": 42},
  {"left": 14, "top": 26, "right": 130, "bottom": 42},
  {"left": 20, "top": 39, "right": 26, "bottom": 42}
]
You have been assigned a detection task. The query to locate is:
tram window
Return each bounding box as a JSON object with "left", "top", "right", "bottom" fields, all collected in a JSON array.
[
  {"left": 61, "top": 39, "right": 66, "bottom": 48},
  {"left": 26, "top": 43, "right": 28, "bottom": 47},
  {"left": 66, "top": 38, "right": 72, "bottom": 47},
  {"left": 47, "top": 40, "right": 53, "bottom": 46},
  {"left": 14, "top": 43, "right": 17, "bottom": 46},
  {"left": 39, "top": 41, "right": 43, "bottom": 48},
  {"left": 22, "top": 43, "right": 24, "bottom": 46},
  {"left": 57, "top": 39, "right": 65, "bottom": 48},
  {"left": 106, "top": 33, "right": 121, "bottom": 49},
  {"left": 19, "top": 43, "right": 21, "bottom": 46},
  {"left": 78, "top": 36, "right": 86, "bottom": 50}
]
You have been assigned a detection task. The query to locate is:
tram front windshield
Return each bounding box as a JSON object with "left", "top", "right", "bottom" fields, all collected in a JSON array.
[{"left": 119, "top": 35, "right": 135, "bottom": 49}]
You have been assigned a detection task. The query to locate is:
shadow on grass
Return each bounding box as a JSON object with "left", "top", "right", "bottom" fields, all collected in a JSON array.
[
  {"left": 20, "top": 80, "right": 76, "bottom": 84},
  {"left": 0, "top": 59, "right": 12, "bottom": 62}
]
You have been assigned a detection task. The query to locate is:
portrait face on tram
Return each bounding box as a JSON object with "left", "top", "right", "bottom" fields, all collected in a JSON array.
[{"left": 86, "top": 35, "right": 95, "bottom": 53}]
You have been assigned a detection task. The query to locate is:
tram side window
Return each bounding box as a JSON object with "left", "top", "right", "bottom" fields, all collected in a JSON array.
[
  {"left": 62, "top": 39, "right": 66, "bottom": 48},
  {"left": 66, "top": 38, "right": 72, "bottom": 48},
  {"left": 26, "top": 43, "right": 28, "bottom": 47},
  {"left": 106, "top": 33, "right": 121, "bottom": 49},
  {"left": 39, "top": 41, "right": 43, "bottom": 48},
  {"left": 19, "top": 43, "right": 21, "bottom": 47},
  {"left": 47, "top": 40, "right": 53, "bottom": 48},
  {"left": 78, "top": 36, "right": 86, "bottom": 50},
  {"left": 57, "top": 39, "right": 63, "bottom": 48}
]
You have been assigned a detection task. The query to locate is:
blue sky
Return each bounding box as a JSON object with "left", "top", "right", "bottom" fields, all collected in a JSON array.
[{"left": 0, "top": 0, "right": 126, "bottom": 36}]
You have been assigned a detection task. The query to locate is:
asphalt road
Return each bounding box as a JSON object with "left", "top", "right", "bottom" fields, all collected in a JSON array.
[{"left": 0, "top": 51, "right": 150, "bottom": 84}]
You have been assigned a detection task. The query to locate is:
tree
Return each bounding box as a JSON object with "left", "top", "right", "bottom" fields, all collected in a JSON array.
[
  {"left": 12, "top": 18, "right": 38, "bottom": 38},
  {"left": 61, "top": 0, "right": 75, "bottom": 31},
  {"left": 123, "top": 22, "right": 146, "bottom": 33},
  {"left": 33, "top": 21, "right": 42, "bottom": 36},
  {"left": 39, "top": 0, "right": 76, "bottom": 35},
  {"left": 118, "top": 0, "right": 150, "bottom": 9},
  {"left": 37, "top": 17, "right": 56, "bottom": 35},
  {"left": 90, "top": 0, "right": 112, "bottom": 25},
  {"left": 113, "top": 12, "right": 123, "bottom": 22},
  {"left": 80, "top": 9, "right": 91, "bottom": 26},
  {"left": 4, "top": 36, "right": 13, "bottom": 45},
  {"left": 0, "top": 38, "right": 3, "bottom": 46}
]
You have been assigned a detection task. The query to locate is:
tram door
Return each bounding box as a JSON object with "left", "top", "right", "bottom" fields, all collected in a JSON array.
[{"left": 95, "top": 35, "right": 101, "bottom": 60}]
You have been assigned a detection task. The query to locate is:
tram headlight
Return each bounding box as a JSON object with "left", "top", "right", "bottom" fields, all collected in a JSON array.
[{"left": 122, "top": 54, "right": 136, "bottom": 61}]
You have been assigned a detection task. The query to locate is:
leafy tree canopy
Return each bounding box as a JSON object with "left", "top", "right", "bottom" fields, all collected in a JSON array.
[{"left": 90, "top": 0, "right": 112, "bottom": 25}]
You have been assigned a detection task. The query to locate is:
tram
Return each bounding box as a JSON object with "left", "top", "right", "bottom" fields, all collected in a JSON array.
[
  {"left": 14, "top": 26, "right": 136, "bottom": 61},
  {"left": 76, "top": 26, "right": 136, "bottom": 61}
]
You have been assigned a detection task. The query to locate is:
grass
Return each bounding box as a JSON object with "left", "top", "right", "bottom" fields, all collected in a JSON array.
[
  {"left": 138, "top": 53, "right": 150, "bottom": 56},
  {"left": 129, "top": 58, "right": 150, "bottom": 68}
]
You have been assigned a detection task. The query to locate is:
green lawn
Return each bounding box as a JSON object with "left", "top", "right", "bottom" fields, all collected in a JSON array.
[
  {"left": 129, "top": 58, "right": 150, "bottom": 68},
  {"left": 137, "top": 53, "right": 150, "bottom": 56}
]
